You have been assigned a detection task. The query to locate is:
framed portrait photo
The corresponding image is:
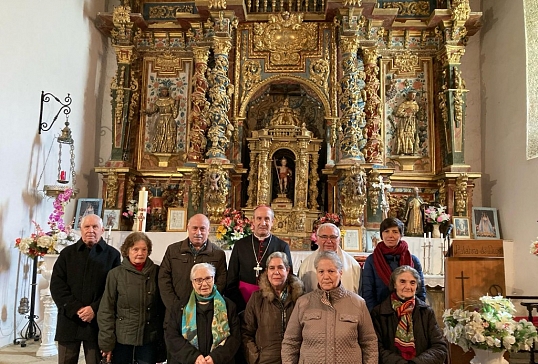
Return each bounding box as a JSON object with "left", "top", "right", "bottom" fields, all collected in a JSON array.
[
  {"left": 341, "top": 226, "right": 363, "bottom": 252},
  {"left": 472, "top": 207, "right": 500, "bottom": 239},
  {"left": 103, "top": 209, "right": 121, "bottom": 230},
  {"left": 167, "top": 207, "right": 187, "bottom": 232},
  {"left": 363, "top": 229, "right": 381, "bottom": 252},
  {"left": 74, "top": 198, "right": 103, "bottom": 229},
  {"left": 453, "top": 216, "right": 471, "bottom": 239}
]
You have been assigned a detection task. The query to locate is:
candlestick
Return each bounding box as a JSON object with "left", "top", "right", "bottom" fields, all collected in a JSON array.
[{"left": 137, "top": 188, "right": 148, "bottom": 232}]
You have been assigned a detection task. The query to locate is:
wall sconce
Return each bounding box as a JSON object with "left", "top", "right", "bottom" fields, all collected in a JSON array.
[{"left": 39, "top": 91, "right": 78, "bottom": 198}]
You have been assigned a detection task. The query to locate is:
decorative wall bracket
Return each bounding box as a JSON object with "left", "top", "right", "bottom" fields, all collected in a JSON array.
[{"left": 38, "top": 91, "right": 72, "bottom": 134}]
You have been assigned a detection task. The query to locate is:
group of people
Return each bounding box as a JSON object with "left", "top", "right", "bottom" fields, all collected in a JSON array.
[{"left": 50, "top": 207, "right": 448, "bottom": 364}]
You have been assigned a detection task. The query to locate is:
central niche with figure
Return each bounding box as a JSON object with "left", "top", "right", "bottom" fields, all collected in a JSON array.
[{"left": 272, "top": 151, "right": 295, "bottom": 206}]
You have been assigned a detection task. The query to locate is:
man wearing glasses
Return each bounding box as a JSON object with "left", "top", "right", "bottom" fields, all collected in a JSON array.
[{"left": 297, "top": 222, "right": 361, "bottom": 293}]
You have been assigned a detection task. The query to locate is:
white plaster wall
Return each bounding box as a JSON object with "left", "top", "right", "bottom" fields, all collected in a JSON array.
[
  {"left": 0, "top": 0, "right": 109, "bottom": 348},
  {"left": 480, "top": 0, "right": 538, "bottom": 296}
]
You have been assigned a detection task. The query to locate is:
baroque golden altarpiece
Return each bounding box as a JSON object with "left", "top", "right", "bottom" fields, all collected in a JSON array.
[{"left": 95, "top": 0, "right": 482, "bottom": 250}]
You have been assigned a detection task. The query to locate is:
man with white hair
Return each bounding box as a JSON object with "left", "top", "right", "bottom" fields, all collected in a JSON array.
[{"left": 297, "top": 222, "right": 361, "bottom": 293}]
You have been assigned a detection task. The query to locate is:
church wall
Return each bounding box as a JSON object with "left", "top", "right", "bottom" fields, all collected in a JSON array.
[
  {"left": 480, "top": 0, "right": 538, "bottom": 296},
  {"left": 0, "top": 0, "right": 110, "bottom": 348}
]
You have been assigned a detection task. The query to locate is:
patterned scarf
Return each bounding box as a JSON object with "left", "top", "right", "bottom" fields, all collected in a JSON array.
[
  {"left": 391, "top": 292, "right": 416, "bottom": 360},
  {"left": 373, "top": 240, "right": 414, "bottom": 286},
  {"left": 182, "top": 285, "right": 230, "bottom": 351}
]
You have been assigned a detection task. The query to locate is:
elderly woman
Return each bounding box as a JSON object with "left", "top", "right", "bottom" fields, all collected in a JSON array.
[
  {"left": 361, "top": 217, "right": 426, "bottom": 311},
  {"left": 242, "top": 252, "right": 304, "bottom": 364},
  {"left": 281, "top": 251, "right": 378, "bottom": 364},
  {"left": 98, "top": 232, "right": 165, "bottom": 364},
  {"left": 165, "top": 263, "right": 240, "bottom": 364},
  {"left": 371, "top": 266, "right": 448, "bottom": 364}
]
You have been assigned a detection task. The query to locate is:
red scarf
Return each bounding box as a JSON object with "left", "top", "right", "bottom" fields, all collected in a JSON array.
[
  {"left": 373, "top": 240, "right": 413, "bottom": 286},
  {"left": 132, "top": 262, "right": 145, "bottom": 272}
]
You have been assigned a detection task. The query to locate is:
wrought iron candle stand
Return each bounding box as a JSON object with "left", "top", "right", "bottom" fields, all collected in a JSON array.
[{"left": 14, "top": 256, "right": 41, "bottom": 346}]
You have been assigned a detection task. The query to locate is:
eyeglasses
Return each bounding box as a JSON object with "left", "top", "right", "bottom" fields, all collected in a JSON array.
[
  {"left": 318, "top": 235, "right": 339, "bottom": 241},
  {"left": 193, "top": 276, "right": 214, "bottom": 285}
]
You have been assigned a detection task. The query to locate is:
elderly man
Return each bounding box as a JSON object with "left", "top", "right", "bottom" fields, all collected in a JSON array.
[
  {"left": 50, "top": 214, "right": 121, "bottom": 364},
  {"left": 226, "top": 205, "right": 293, "bottom": 312},
  {"left": 297, "top": 222, "right": 361, "bottom": 293},
  {"left": 159, "top": 214, "right": 227, "bottom": 310}
]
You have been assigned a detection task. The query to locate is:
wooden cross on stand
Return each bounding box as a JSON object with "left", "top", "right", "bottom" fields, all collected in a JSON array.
[{"left": 455, "top": 270, "right": 470, "bottom": 308}]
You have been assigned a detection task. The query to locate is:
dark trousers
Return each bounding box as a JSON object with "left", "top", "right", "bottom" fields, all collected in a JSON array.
[
  {"left": 113, "top": 342, "right": 157, "bottom": 364},
  {"left": 58, "top": 340, "right": 100, "bottom": 364}
]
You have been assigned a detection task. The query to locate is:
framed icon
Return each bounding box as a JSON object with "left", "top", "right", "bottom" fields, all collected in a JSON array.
[
  {"left": 472, "top": 207, "right": 500, "bottom": 239},
  {"left": 453, "top": 216, "right": 471, "bottom": 239},
  {"left": 341, "top": 226, "right": 363, "bottom": 252},
  {"left": 74, "top": 198, "right": 103, "bottom": 229},
  {"left": 167, "top": 208, "right": 187, "bottom": 232},
  {"left": 103, "top": 209, "right": 121, "bottom": 230}
]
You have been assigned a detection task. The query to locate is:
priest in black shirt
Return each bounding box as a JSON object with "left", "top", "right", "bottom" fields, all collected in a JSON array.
[{"left": 226, "top": 205, "right": 293, "bottom": 312}]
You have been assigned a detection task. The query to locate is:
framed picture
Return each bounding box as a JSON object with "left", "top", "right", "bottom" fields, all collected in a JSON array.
[
  {"left": 453, "top": 216, "right": 471, "bottom": 239},
  {"left": 363, "top": 229, "right": 381, "bottom": 252},
  {"left": 167, "top": 208, "right": 187, "bottom": 232},
  {"left": 341, "top": 226, "right": 363, "bottom": 252},
  {"left": 472, "top": 207, "right": 500, "bottom": 239},
  {"left": 103, "top": 209, "right": 121, "bottom": 230},
  {"left": 74, "top": 198, "right": 103, "bottom": 229}
]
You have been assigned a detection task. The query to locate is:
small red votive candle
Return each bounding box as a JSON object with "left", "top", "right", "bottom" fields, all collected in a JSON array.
[{"left": 60, "top": 170, "right": 66, "bottom": 181}]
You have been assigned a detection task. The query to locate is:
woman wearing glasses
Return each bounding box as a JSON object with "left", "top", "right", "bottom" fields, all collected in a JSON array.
[
  {"left": 361, "top": 217, "right": 426, "bottom": 312},
  {"left": 281, "top": 251, "right": 378, "bottom": 364},
  {"left": 242, "top": 252, "right": 304, "bottom": 364},
  {"left": 165, "top": 263, "right": 240, "bottom": 364},
  {"left": 98, "top": 232, "right": 166, "bottom": 364}
]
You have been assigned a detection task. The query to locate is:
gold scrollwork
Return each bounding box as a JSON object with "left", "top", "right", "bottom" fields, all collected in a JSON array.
[
  {"left": 309, "top": 59, "right": 329, "bottom": 93},
  {"left": 154, "top": 51, "right": 183, "bottom": 74},
  {"left": 368, "top": 169, "right": 381, "bottom": 214},
  {"left": 455, "top": 173, "right": 468, "bottom": 216},
  {"left": 106, "top": 172, "right": 119, "bottom": 208},
  {"left": 148, "top": 5, "right": 194, "bottom": 19},
  {"left": 382, "top": 1, "right": 430, "bottom": 16},
  {"left": 340, "top": 165, "right": 367, "bottom": 226},
  {"left": 209, "top": 0, "right": 227, "bottom": 10},
  {"left": 451, "top": 0, "right": 471, "bottom": 22},
  {"left": 437, "top": 179, "right": 446, "bottom": 208},
  {"left": 343, "top": 0, "right": 363, "bottom": 6},
  {"left": 241, "top": 60, "right": 262, "bottom": 103},
  {"left": 252, "top": 12, "right": 318, "bottom": 68},
  {"left": 204, "top": 164, "right": 229, "bottom": 223},
  {"left": 394, "top": 51, "right": 420, "bottom": 74},
  {"left": 190, "top": 168, "right": 202, "bottom": 212}
]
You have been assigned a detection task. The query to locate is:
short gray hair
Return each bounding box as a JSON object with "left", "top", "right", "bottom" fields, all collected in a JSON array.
[
  {"left": 190, "top": 263, "right": 216, "bottom": 280},
  {"left": 388, "top": 265, "right": 421, "bottom": 292},
  {"left": 266, "top": 251, "right": 290, "bottom": 268},
  {"left": 316, "top": 223, "right": 340, "bottom": 237},
  {"left": 314, "top": 250, "right": 343, "bottom": 271},
  {"left": 80, "top": 214, "right": 103, "bottom": 228}
]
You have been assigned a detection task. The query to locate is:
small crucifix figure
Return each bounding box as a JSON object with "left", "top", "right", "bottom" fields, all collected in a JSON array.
[
  {"left": 455, "top": 270, "right": 470, "bottom": 307},
  {"left": 253, "top": 264, "right": 263, "bottom": 278}
]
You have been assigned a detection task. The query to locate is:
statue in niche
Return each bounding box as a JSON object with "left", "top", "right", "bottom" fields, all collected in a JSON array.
[
  {"left": 395, "top": 90, "right": 420, "bottom": 155},
  {"left": 404, "top": 187, "right": 424, "bottom": 236},
  {"left": 274, "top": 157, "right": 293, "bottom": 194},
  {"left": 145, "top": 87, "right": 180, "bottom": 153}
]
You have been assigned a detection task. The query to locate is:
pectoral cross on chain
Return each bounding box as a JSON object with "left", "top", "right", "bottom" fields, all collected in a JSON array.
[{"left": 254, "top": 263, "right": 263, "bottom": 278}]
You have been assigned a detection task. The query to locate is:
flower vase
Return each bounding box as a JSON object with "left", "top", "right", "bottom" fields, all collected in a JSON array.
[
  {"left": 470, "top": 348, "right": 507, "bottom": 364},
  {"left": 432, "top": 224, "right": 441, "bottom": 238}
]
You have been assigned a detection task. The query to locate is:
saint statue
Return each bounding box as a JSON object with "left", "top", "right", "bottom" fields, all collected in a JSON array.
[
  {"left": 274, "top": 157, "right": 293, "bottom": 194},
  {"left": 404, "top": 187, "right": 424, "bottom": 236},
  {"left": 145, "top": 87, "right": 180, "bottom": 153},
  {"left": 395, "top": 90, "right": 420, "bottom": 155}
]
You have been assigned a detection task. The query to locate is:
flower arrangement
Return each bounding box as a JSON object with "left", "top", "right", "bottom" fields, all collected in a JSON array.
[
  {"left": 443, "top": 295, "right": 538, "bottom": 353},
  {"left": 530, "top": 238, "right": 538, "bottom": 256},
  {"left": 122, "top": 200, "right": 138, "bottom": 221},
  {"left": 216, "top": 208, "right": 252, "bottom": 248},
  {"left": 311, "top": 212, "right": 342, "bottom": 242},
  {"left": 424, "top": 205, "right": 450, "bottom": 224},
  {"left": 15, "top": 188, "right": 78, "bottom": 259}
]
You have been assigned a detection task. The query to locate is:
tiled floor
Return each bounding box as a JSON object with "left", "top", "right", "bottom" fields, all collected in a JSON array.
[{"left": 0, "top": 341, "right": 84, "bottom": 364}]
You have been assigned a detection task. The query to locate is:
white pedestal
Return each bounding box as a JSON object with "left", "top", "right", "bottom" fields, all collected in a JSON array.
[{"left": 36, "top": 254, "right": 58, "bottom": 357}]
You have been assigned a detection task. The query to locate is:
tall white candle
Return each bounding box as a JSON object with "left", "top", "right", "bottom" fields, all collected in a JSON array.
[{"left": 138, "top": 187, "right": 148, "bottom": 232}]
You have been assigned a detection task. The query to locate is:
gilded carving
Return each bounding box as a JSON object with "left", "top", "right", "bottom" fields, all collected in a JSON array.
[
  {"left": 308, "top": 153, "right": 319, "bottom": 211},
  {"left": 190, "top": 168, "right": 202, "bottom": 212},
  {"left": 368, "top": 169, "right": 381, "bottom": 214},
  {"left": 343, "top": 0, "right": 362, "bottom": 6},
  {"left": 204, "top": 164, "right": 229, "bottom": 223},
  {"left": 310, "top": 59, "right": 329, "bottom": 93},
  {"left": 126, "top": 175, "right": 136, "bottom": 201},
  {"left": 147, "top": 5, "right": 195, "bottom": 19},
  {"left": 257, "top": 150, "right": 270, "bottom": 205},
  {"left": 340, "top": 165, "right": 367, "bottom": 226},
  {"left": 295, "top": 154, "right": 309, "bottom": 208},
  {"left": 252, "top": 12, "right": 318, "bottom": 67},
  {"left": 437, "top": 179, "right": 446, "bottom": 208},
  {"left": 246, "top": 152, "right": 259, "bottom": 207},
  {"left": 455, "top": 173, "right": 468, "bottom": 216},
  {"left": 154, "top": 51, "right": 183, "bottom": 74},
  {"left": 394, "top": 51, "right": 420, "bottom": 74},
  {"left": 363, "top": 47, "right": 383, "bottom": 164},
  {"left": 188, "top": 48, "right": 210, "bottom": 162},
  {"left": 209, "top": 0, "right": 227, "bottom": 10},
  {"left": 241, "top": 60, "right": 262, "bottom": 103},
  {"left": 451, "top": 0, "right": 471, "bottom": 22},
  {"left": 382, "top": 1, "right": 430, "bottom": 16},
  {"left": 106, "top": 173, "right": 119, "bottom": 208},
  {"left": 111, "top": 6, "right": 135, "bottom": 46}
]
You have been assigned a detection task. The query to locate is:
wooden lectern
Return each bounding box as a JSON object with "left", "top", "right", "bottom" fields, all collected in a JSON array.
[{"left": 445, "top": 239, "right": 505, "bottom": 364}]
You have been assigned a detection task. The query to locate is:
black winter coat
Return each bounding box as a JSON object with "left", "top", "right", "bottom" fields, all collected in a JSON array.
[
  {"left": 50, "top": 238, "right": 121, "bottom": 342},
  {"left": 370, "top": 296, "right": 448, "bottom": 364},
  {"left": 165, "top": 297, "right": 241, "bottom": 364}
]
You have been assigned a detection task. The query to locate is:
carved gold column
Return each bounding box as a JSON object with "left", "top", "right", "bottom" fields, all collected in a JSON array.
[
  {"left": 105, "top": 172, "right": 119, "bottom": 208},
  {"left": 257, "top": 147, "right": 270, "bottom": 205},
  {"left": 338, "top": 35, "right": 366, "bottom": 162},
  {"left": 308, "top": 153, "right": 319, "bottom": 211},
  {"left": 295, "top": 152, "right": 309, "bottom": 209},
  {"left": 190, "top": 168, "right": 202, "bottom": 212},
  {"left": 455, "top": 173, "right": 468, "bottom": 216},
  {"left": 204, "top": 164, "right": 229, "bottom": 223},
  {"left": 340, "top": 165, "right": 367, "bottom": 226},
  {"left": 206, "top": 11, "right": 236, "bottom": 161},
  {"left": 110, "top": 5, "right": 140, "bottom": 163},
  {"left": 187, "top": 46, "right": 210, "bottom": 163},
  {"left": 362, "top": 46, "right": 383, "bottom": 165},
  {"left": 246, "top": 150, "right": 259, "bottom": 207}
]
